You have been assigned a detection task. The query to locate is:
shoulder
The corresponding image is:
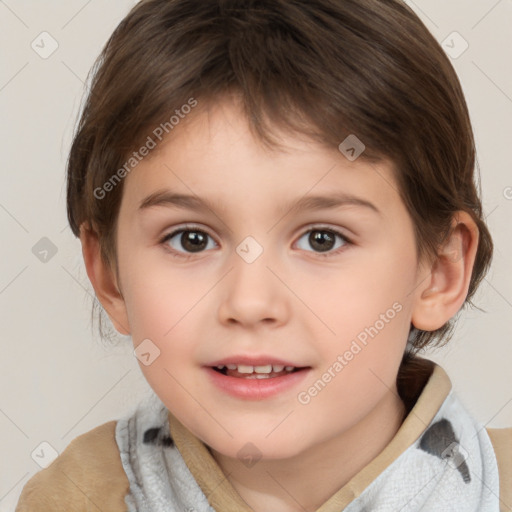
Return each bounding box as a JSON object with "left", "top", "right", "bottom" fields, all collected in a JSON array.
[
  {"left": 486, "top": 427, "right": 512, "bottom": 512},
  {"left": 16, "top": 420, "right": 130, "bottom": 512}
]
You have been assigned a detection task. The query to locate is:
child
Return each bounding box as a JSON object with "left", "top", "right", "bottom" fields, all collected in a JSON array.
[{"left": 16, "top": 0, "right": 511, "bottom": 510}]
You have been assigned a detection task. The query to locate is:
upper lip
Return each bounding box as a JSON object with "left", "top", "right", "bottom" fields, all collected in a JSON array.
[{"left": 206, "top": 355, "right": 309, "bottom": 368}]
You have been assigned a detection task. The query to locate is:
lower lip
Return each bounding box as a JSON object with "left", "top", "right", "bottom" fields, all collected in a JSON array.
[{"left": 204, "top": 367, "right": 311, "bottom": 400}]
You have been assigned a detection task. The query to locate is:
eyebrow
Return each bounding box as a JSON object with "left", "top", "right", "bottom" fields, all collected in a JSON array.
[{"left": 138, "top": 189, "right": 381, "bottom": 217}]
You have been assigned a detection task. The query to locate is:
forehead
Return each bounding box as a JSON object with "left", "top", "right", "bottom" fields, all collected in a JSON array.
[{"left": 119, "top": 99, "right": 401, "bottom": 218}]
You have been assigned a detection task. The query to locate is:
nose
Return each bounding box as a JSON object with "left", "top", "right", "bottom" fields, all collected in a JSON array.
[{"left": 217, "top": 246, "right": 290, "bottom": 329}]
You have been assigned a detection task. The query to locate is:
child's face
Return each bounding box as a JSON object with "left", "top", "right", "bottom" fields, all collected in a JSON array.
[{"left": 113, "top": 99, "right": 427, "bottom": 460}]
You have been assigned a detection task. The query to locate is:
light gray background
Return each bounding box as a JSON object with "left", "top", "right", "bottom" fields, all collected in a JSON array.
[{"left": 1, "top": 0, "right": 511, "bottom": 508}]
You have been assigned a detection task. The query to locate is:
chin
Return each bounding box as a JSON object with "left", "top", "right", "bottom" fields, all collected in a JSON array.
[{"left": 207, "top": 434, "right": 307, "bottom": 463}]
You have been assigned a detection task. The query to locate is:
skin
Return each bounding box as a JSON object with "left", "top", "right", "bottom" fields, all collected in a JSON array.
[{"left": 80, "top": 97, "right": 479, "bottom": 511}]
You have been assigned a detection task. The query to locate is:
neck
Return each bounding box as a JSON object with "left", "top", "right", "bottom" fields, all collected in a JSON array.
[{"left": 209, "top": 387, "right": 407, "bottom": 512}]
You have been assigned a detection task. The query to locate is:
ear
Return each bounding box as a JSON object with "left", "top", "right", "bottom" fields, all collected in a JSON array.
[
  {"left": 79, "top": 223, "right": 131, "bottom": 335},
  {"left": 411, "top": 211, "right": 479, "bottom": 331}
]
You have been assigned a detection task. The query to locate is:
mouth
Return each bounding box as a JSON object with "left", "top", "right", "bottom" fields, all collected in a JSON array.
[
  {"left": 205, "top": 362, "right": 312, "bottom": 400},
  {"left": 211, "top": 364, "right": 309, "bottom": 379}
]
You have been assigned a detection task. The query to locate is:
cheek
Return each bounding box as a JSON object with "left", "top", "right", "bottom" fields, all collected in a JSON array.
[
  {"left": 125, "top": 276, "right": 203, "bottom": 406},
  {"left": 306, "top": 251, "right": 414, "bottom": 407},
  {"left": 121, "top": 254, "right": 203, "bottom": 338},
  {"left": 122, "top": 266, "right": 210, "bottom": 364},
  {"left": 303, "top": 311, "right": 408, "bottom": 435},
  {"left": 311, "top": 250, "right": 415, "bottom": 339}
]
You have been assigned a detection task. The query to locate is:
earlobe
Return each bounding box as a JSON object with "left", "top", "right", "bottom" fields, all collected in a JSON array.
[
  {"left": 79, "top": 223, "right": 131, "bottom": 336},
  {"left": 411, "top": 211, "right": 479, "bottom": 332}
]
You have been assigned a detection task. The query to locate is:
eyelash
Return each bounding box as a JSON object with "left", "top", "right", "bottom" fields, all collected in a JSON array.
[{"left": 159, "top": 224, "right": 353, "bottom": 260}]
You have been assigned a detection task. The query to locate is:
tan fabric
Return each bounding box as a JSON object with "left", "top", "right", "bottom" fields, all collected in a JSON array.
[
  {"left": 169, "top": 363, "right": 452, "bottom": 511},
  {"left": 169, "top": 412, "right": 255, "bottom": 511},
  {"left": 15, "top": 363, "right": 511, "bottom": 511},
  {"left": 15, "top": 420, "right": 129, "bottom": 512},
  {"left": 487, "top": 427, "right": 512, "bottom": 512}
]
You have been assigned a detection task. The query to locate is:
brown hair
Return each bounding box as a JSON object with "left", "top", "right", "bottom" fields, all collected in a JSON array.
[{"left": 66, "top": 0, "right": 493, "bottom": 351}]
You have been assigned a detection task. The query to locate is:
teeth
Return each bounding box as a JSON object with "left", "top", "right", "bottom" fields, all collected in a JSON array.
[
  {"left": 215, "top": 363, "right": 296, "bottom": 374},
  {"left": 236, "top": 364, "right": 253, "bottom": 374},
  {"left": 254, "top": 364, "right": 272, "bottom": 374}
]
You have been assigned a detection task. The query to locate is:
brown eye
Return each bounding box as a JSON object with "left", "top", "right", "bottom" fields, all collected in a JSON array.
[
  {"left": 178, "top": 231, "right": 208, "bottom": 252},
  {"left": 162, "top": 227, "right": 217, "bottom": 255},
  {"left": 309, "top": 230, "right": 336, "bottom": 252},
  {"left": 295, "top": 227, "right": 350, "bottom": 255}
]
